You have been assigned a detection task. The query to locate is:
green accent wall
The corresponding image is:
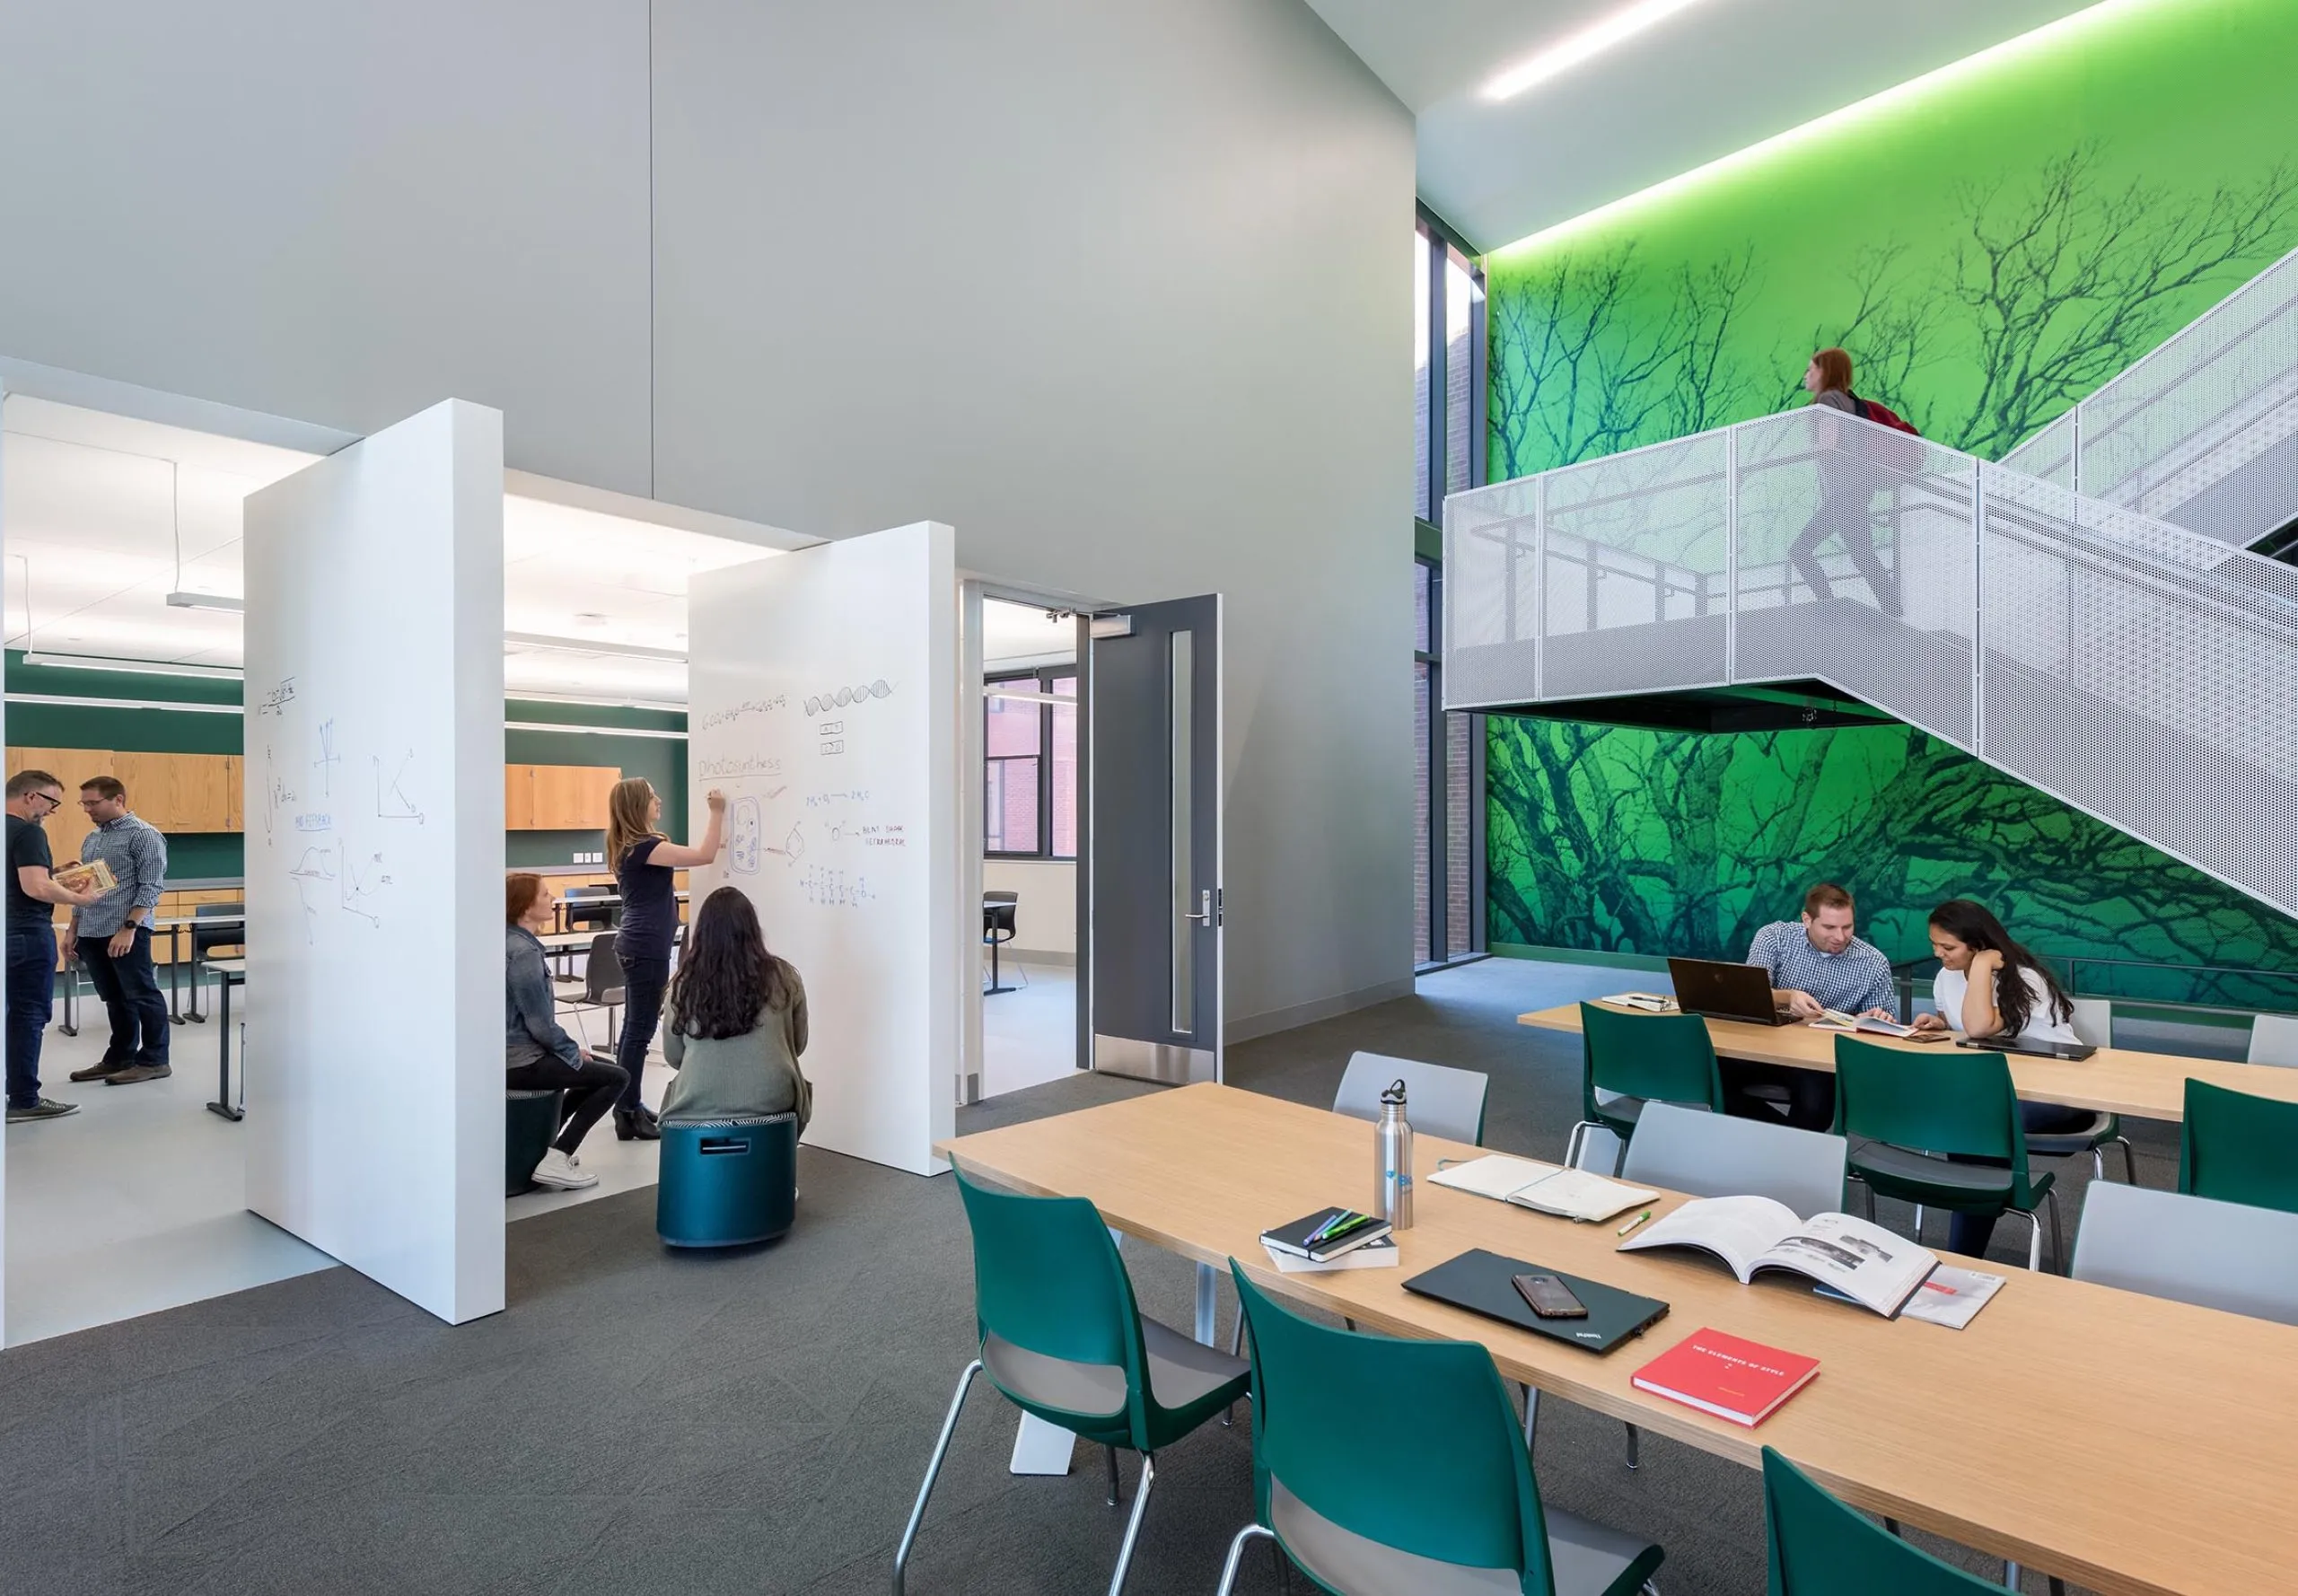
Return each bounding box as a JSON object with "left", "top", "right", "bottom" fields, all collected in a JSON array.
[
  {"left": 1479, "top": 0, "right": 2298, "bottom": 996},
  {"left": 5, "top": 657, "right": 689, "bottom": 879}
]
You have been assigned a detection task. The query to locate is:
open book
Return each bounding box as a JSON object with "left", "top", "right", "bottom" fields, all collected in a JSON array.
[
  {"left": 53, "top": 858, "right": 116, "bottom": 894},
  {"left": 1811, "top": 1009, "right": 1920, "bottom": 1039},
  {"left": 1619, "top": 1196, "right": 1937, "bottom": 1317},
  {"left": 1599, "top": 992, "right": 1677, "bottom": 1013},
  {"left": 1429, "top": 1153, "right": 1656, "bottom": 1223}
]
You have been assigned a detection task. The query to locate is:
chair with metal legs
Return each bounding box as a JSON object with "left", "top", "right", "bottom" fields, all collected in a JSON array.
[
  {"left": 2020, "top": 998, "right": 2135, "bottom": 1184},
  {"left": 1566, "top": 1004, "right": 1726, "bottom": 1176},
  {"left": 893, "top": 1167, "right": 1250, "bottom": 1596},
  {"left": 1215, "top": 1263, "right": 1663, "bottom": 1596},
  {"left": 1834, "top": 1038, "right": 2061, "bottom": 1272}
]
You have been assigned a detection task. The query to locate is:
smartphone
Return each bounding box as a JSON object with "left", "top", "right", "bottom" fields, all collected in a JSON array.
[{"left": 1513, "top": 1273, "right": 1588, "bottom": 1320}]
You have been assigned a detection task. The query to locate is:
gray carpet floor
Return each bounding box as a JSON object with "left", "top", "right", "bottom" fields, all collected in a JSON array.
[{"left": 0, "top": 957, "right": 2161, "bottom": 1594}]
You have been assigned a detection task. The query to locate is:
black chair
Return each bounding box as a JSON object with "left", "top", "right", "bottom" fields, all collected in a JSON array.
[
  {"left": 982, "top": 891, "right": 1021, "bottom": 995},
  {"left": 188, "top": 901, "right": 245, "bottom": 1022},
  {"left": 561, "top": 885, "right": 616, "bottom": 934},
  {"left": 557, "top": 932, "right": 625, "bottom": 1050}
]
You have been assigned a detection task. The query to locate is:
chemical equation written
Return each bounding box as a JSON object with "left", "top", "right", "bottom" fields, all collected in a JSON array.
[
  {"left": 697, "top": 755, "right": 785, "bottom": 782},
  {"left": 696, "top": 697, "right": 789, "bottom": 732},
  {"left": 254, "top": 678, "right": 297, "bottom": 718},
  {"left": 806, "top": 790, "right": 871, "bottom": 809},
  {"left": 799, "top": 865, "right": 877, "bottom": 908},
  {"left": 825, "top": 821, "right": 905, "bottom": 847}
]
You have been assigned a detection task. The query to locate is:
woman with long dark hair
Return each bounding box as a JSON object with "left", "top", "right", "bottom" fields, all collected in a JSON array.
[
  {"left": 658, "top": 886, "right": 811, "bottom": 1130},
  {"left": 1909, "top": 899, "right": 2089, "bottom": 1257},
  {"left": 601, "top": 777, "right": 725, "bottom": 1140}
]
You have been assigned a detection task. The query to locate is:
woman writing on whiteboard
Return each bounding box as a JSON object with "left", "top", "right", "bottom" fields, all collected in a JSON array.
[
  {"left": 659, "top": 887, "right": 811, "bottom": 1131},
  {"left": 602, "top": 778, "right": 726, "bottom": 1141}
]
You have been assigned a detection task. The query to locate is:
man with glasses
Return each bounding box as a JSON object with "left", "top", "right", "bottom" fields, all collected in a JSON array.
[
  {"left": 61, "top": 776, "right": 171, "bottom": 1086},
  {"left": 6, "top": 770, "right": 102, "bottom": 1121}
]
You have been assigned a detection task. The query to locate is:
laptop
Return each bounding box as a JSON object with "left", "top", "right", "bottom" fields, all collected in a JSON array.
[
  {"left": 1402, "top": 1249, "right": 1670, "bottom": 1355},
  {"left": 1956, "top": 1036, "right": 2098, "bottom": 1062},
  {"left": 1667, "top": 956, "right": 1797, "bottom": 1027}
]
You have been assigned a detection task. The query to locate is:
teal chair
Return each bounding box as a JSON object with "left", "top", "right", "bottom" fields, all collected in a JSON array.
[
  {"left": 2179, "top": 1076, "right": 2298, "bottom": 1214},
  {"left": 1833, "top": 1038, "right": 2060, "bottom": 1271},
  {"left": 894, "top": 1167, "right": 1250, "bottom": 1596},
  {"left": 504, "top": 1088, "right": 562, "bottom": 1196},
  {"left": 1764, "top": 1447, "right": 2031, "bottom": 1594},
  {"left": 1215, "top": 1263, "right": 1662, "bottom": 1596},
  {"left": 1566, "top": 1003, "right": 1726, "bottom": 1173},
  {"left": 653, "top": 1113, "right": 797, "bottom": 1247}
]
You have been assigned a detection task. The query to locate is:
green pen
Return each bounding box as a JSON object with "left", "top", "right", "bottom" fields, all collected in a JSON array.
[
  {"left": 1616, "top": 1209, "right": 1653, "bottom": 1238},
  {"left": 1311, "top": 1212, "right": 1376, "bottom": 1247}
]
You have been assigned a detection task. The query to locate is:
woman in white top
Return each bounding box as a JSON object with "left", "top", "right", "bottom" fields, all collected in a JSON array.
[{"left": 1908, "top": 899, "right": 2089, "bottom": 1258}]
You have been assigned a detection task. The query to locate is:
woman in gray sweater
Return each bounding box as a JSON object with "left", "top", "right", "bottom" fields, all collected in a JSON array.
[{"left": 659, "top": 886, "right": 811, "bottom": 1130}]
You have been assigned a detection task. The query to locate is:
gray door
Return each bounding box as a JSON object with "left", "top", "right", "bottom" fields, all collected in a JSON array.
[{"left": 1088, "top": 595, "right": 1222, "bottom": 1083}]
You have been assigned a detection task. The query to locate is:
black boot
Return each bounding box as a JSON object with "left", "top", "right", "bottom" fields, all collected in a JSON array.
[{"left": 614, "top": 1109, "right": 660, "bottom": 1142}]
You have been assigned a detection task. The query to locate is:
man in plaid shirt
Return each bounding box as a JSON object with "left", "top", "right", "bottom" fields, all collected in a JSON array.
[{"left": 60, "top": 776, "right": 171, "bottom": 1085}]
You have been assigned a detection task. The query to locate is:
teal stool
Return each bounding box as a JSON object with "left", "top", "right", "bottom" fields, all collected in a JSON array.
[
  {"left": 655, "top": 1113, "right": 799, "bottom": 1247},
  {"left": 505, "top": 1089, "right": 563, "bottom": 1196}
]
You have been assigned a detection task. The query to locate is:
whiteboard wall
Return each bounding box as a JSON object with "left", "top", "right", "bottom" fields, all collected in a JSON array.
[
  {"left": 688, "top": 522, "right": 957, "bottom": 1175},
  {"left": 241, "top": 399, "right": 506, "bottom": 1323}
]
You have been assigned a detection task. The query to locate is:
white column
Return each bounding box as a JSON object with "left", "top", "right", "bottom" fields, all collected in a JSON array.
[
  {"left": 688, "top": 522, "right": 958, "bottom": 1175},
  {"left": 241, "top": 399, "right": 505, "bottom": 1324}
]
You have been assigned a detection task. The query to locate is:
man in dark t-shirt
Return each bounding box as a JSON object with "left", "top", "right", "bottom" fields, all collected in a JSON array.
[{"left": 6, "top": 768, "right": 101, "bottom": 1122}]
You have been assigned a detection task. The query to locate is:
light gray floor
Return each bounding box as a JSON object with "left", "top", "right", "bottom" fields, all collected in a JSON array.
[{"left": 980, "top": 958, "right": 1075, "bottom": 1099}]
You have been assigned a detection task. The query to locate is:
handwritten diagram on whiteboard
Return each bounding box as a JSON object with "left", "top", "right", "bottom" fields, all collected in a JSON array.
[{"left": 251, "top": 678, "right": 410, "bottom": 948}]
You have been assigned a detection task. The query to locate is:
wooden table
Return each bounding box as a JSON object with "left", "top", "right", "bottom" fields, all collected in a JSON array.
[
  {"left": 938, "top": 1083, "right": 2298, "bottom": 1596},
  {"left": 1520, "top": 1001, "right": 2298, "bottom": 1119}
]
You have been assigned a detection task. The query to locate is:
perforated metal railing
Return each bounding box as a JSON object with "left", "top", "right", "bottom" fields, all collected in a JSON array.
[
  {"left": 2001, "top": 244, "right": 2298, "bottom": 548},
  {"left": 1446, "top": 409, "right": 2298, "bottom": 919}
]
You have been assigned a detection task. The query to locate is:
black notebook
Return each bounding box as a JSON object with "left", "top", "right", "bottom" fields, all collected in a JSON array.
[
  {"left": 1261, "top": 1207, "right": 1393, "bottom": 1263},
  {"left": 1403, "top": 1248, "right": 1670, "bottom": 1354}
]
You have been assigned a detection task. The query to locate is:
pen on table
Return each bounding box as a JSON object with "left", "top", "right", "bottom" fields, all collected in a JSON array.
[
  {"left": 1303, "top": 1211, "right": 1348, "bottom": 1245},
  {"left": 1311, "top": 1213, "right": 1372, "bottom": 1246},
  {"left": 1616, "top": 1209, "right": 1653, "bottom": 1238}
]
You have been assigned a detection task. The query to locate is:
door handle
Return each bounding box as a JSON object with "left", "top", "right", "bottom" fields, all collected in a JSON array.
[{"left": 1184, "top": 889, "right": 1213, "bottom": 924}]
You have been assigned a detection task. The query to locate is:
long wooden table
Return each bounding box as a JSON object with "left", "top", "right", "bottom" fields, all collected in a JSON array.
[
  {"left": 938, "top": 1083, "right": 2298, "bottom": 1596},
  {"left": 1520, "top": 1000, "right": 2298, "bottom": 1119}
]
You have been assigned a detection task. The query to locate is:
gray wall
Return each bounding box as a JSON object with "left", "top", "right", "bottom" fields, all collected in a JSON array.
[{"left": 0, "top": 0, "right": 1417, "bottom": 1033}]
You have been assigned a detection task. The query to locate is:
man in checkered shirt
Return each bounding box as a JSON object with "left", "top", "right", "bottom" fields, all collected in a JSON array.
[{"left": 1732, "top": 881, "right": 1896, "bottom": 1129}]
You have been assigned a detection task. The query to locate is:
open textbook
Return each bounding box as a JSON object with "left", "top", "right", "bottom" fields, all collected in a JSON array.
[
  {"left": 52, "top": 858, "right": 116, "bottom": 894},
  {"left": 1811, "top": 1009, "right": 1937, "bottom": 1041},
  {"left": 1429, "top": 1153, "right": 1656, "bottom": 1223},
  {"left": 1619, "top": 1196, "right": 1937, "bottom": 1317}
]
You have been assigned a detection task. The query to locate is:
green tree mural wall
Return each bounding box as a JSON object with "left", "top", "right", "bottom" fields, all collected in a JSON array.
[{"left": 1478, "top": 0, "right": 2298, "bottom": 990}]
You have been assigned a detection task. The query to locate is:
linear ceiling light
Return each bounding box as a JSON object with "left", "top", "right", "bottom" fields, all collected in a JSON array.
[
  {"left": 166, "top": 592, "right": 245, "bottom": 612},
  {"left": 504, "top": 629, "right": 689, "bottom": 664},
  {"left": 22, "top": 652, "right": 243, "bottom": 680},
  {"left": 1481, "top": 0, "right": 1715, "bottom": 101}
]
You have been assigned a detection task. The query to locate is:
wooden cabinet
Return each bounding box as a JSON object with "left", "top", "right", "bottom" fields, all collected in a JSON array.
[
  {"left": 111, "top": 751, "right": 238, "bottom": 832},
  {"left": 505, "top": 763, "right": 623, "bottom": 830}
]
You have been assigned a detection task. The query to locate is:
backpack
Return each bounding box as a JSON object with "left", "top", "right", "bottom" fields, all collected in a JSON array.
[{"left": 1851, "top": 396, "right": 1919, "bottom": 436}]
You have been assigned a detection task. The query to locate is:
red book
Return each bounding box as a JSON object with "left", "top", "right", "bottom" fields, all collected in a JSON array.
[{"left": 1631, "top": 1328, "right": 1819, "bottom": 1427}]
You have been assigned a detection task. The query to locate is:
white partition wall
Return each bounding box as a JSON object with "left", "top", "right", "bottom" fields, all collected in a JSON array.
[
  {"left": 689, "top": 522, "right": 958, "bottom": 1175},
  {"left": 241, "top": 399, "right": 505, "bottom": 1323}
]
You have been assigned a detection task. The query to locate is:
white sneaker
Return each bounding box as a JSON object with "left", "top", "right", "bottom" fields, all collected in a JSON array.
[{"left": 530, "top": 1148, "right": 598, "bottom": 1190}]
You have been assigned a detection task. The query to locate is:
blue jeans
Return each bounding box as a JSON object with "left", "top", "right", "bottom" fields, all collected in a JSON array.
[
  {"left": 615, "top": 956, "right": 670, "bottom": 1113},
  {"left": 80, "top": 925, "right": 169, "bottom": 1069},
  {"left": 5, "top": 925, "right": 57, "bottom": 1109}
]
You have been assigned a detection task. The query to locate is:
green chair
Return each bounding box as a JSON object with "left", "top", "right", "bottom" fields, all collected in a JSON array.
[
  {"left": 1566, "top": 1002, "right": 1726, "bottom": 1174},
  {"left": 1215, "top": 1263, "right": 1662, "bottom": 1596},
  {"left": 1832, "top": 1037, "right": 2060, "bottom": 1272},
  {"left": 893, "top": 1167, "right": 1250, "bottom": 1596},
  {"left": 1764, "top": 1447, "right": 2025, "bottom": 1594},
  {"left": 2179, "top": 1076, "right": 2298, "bottom": 1214}
]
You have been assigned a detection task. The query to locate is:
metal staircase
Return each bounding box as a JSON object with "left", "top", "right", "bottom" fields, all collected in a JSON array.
[
  {"left": 2003, "top": 244, "right": 2298, "bottom": 557},
  {"left": 1443, "top": 407, "right": 2298, "bottom": 919}
]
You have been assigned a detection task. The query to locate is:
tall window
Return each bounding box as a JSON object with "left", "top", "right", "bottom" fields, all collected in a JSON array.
[
  {"left": 985, "top": 669, "right": 1077, "bottom": 859},
  {"left": 1413, "top": 207, "right": 1486, "bottom": 969}
]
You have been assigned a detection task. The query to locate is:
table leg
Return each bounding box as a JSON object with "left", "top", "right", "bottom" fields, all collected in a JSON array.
[
  {"left": 1195, "top": 1260, "right": 1217, "bottom": 1346},
  {"left": 168, "top": 923, "right": 186, "bottom": 1024},
  {"left": 206, "top": 976, "right": 243, "bottom": 1122},
  {"left": 58, "top": 948, "right": 79, "bottom": 1037}
]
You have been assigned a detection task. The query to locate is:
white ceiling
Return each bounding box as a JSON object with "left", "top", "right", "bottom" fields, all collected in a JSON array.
[
  {"left": 1307, "top": 0, "right": 2102, "bottom": 250},
  {"left": 2, "top": 395, "right": 797, "bottom": 707}
]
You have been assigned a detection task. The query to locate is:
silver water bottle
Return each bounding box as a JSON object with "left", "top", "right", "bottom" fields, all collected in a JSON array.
[{"left": 1375, "top": 1078, "right": 1414, "bottom": 1230}]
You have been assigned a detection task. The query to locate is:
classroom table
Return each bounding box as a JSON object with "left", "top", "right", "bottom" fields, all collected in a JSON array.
[
  {"left": 937, "top": 1083, "right": 2298, "bottom": 1596},
  {"left": 1519, "top": 999, "right": 2298, "bottom": 1119},
  {"left": 147, "top": 912, "right": 245, "bottom": 1024},
  {"left": 550, "top": 889, "right": 689, "bottom": 934},
  {"left": 205, "top": 956, "right": 247, "bottom": 1122}
]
